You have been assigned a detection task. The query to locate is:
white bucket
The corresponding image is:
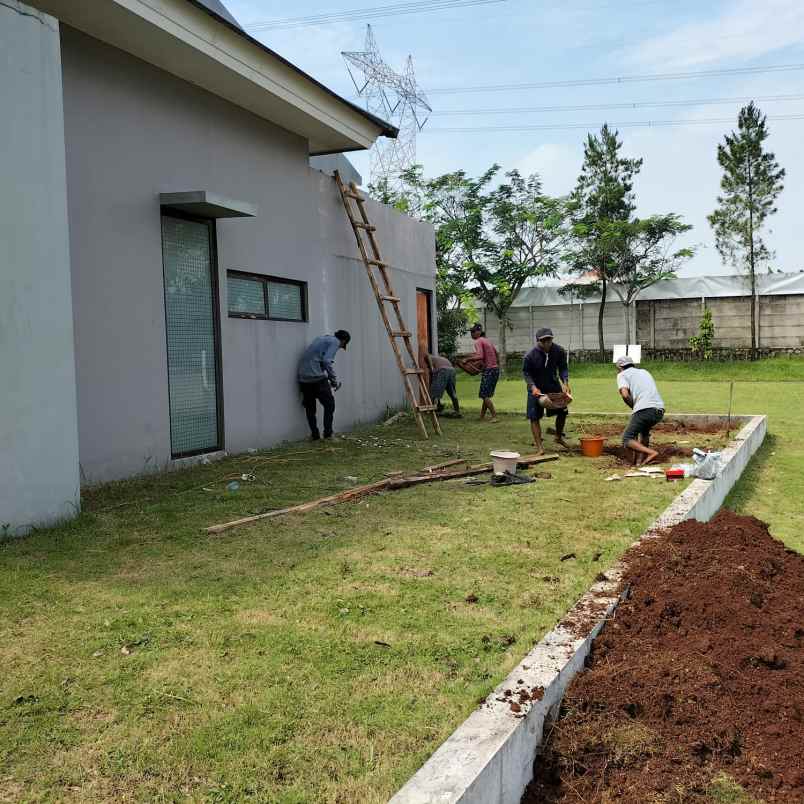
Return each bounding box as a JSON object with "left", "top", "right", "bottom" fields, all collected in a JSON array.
[{"left": 490, "top": 450, "right": 520, "bottom": 475}]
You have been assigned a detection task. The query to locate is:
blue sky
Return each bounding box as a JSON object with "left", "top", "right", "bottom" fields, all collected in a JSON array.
[{"left": 224, "top": 0, "right": 804, "bottom": 277}]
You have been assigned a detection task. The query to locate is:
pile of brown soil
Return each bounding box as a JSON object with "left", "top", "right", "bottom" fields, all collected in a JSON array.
[
  {"left": 585, "top": 420, "right": 727, "bottom": 438},
  {"left": 523, "top": 511, "right": 803, "bottom": 803},
  {"left": 603, "top": 443, "right": 693, "bottom": 464}
]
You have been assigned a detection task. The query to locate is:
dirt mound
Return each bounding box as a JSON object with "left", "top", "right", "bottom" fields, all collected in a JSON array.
[
  {"left": 604, "top": 443, "right": 693, "bottom": 464},
  {"left": 523, "top": 511, "right": 804, "bottom": 803},
  {"left": 584, "top": 420, "right": 726, "bottom": 438}
]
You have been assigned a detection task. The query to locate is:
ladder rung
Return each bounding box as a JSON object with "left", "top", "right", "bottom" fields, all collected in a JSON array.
[
  {"left": 380, "top": 295, "right": 400, "bottom": 303},
  {"left": 416, "top": 405, "right": 438, "bottom": 412},
  {"left": 354, "top": 223, "right": 376, "bottom": 231},
  {"left": 343, "top": 191, "right": 364, "bottom": 201},
  {"left": 390, "top": 330, "right": 412, "bottom": 338},
  {"left": 368, "top": 260, "right": 388, "bottom": 267},
  {"left": 403, "top": 368, "right": 425, "bottom": 375}
]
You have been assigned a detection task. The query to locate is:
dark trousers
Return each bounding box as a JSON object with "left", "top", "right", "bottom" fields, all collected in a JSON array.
[{"left": 300, "top": 380, "right": 335, "bottom": 438}]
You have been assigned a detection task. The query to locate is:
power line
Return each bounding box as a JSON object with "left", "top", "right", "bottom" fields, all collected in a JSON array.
[
  {"left": 426, "top": 113, "right": 804, "bottom": 133},
  {"left": 245, "top": 0, "right": 507, "bottom": 32},
  {"left": 426, "top": 64, "right": 804, "bottom": 95},
  {"left": 430, "top": 93, "right": 804, "bottom": 116}
]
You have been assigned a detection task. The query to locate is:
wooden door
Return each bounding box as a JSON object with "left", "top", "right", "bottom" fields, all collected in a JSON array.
[{"left": 416, "top": 289, "right": 433, "bottom": 398}]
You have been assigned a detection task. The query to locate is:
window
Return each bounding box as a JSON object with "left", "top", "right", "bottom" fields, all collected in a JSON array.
[{"left": 227, "top": 271, "right": 307, "bottom": 321}]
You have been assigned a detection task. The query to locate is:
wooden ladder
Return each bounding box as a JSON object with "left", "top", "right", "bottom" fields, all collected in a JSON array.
[{"left": 334, "top": 171, "right": 441, "bottom": 439}]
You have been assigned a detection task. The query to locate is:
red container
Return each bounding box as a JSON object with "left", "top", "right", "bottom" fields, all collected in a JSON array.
[{"left": 665, "top": 468, "right": 685, "bottom": 481}]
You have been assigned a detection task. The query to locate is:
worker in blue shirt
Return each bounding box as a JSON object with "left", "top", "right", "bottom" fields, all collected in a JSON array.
[{"left": 297, "top": 330, "right": 351, "bottom": 440}]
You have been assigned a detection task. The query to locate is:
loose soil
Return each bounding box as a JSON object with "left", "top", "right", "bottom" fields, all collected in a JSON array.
[
  {"left": 523, "top": 511, "right": 804, "bottom": 804},
  {"left": 603, "top": 443, "right": 693, "bottom": 464}
]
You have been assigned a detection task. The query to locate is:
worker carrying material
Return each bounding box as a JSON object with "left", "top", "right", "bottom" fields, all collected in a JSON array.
[
  {"left": 615, "top": 355, "right": 666, "bottom": 466},
  {"left": 425, "top": 353, "right": 461, "bottom": 417},
  {"left": 469, "top": 323, "right": 500, "bottom": 422},
  {"left": 297, "top": 330, "right": 351, "bottom": 440},
  {"left": 523, "top": 327, "right": 572, "bottom": 453}
]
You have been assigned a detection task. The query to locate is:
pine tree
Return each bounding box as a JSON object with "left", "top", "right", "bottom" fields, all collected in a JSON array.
[
  {"left": 708, "top": 102, "right": 785, "bottom": 359},
  {"left": 566, "top": 124, "right": 643, "bottom": 360}
]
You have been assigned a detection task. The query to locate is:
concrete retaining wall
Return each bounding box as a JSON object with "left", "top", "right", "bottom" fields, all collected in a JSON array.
[{"left": 390, "top": 413, "right": 766, "bottom": 804}]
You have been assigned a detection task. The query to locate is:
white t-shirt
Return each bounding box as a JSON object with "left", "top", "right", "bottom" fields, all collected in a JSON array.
[{"left": 617, "top": 367, "right": 665, "bottom": 413}]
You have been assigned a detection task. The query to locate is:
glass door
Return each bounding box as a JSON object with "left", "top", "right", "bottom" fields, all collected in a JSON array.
[{"left": 161, "top": 214, "right": 223, "bottom": 458}]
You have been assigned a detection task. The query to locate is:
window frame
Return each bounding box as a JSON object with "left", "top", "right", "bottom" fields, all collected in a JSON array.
[
  {"left": 160, "top": 208, "right": 225, "bottom": 460},
  {"left": 226, "top": 270, "right": 308, "bottom": 323}
]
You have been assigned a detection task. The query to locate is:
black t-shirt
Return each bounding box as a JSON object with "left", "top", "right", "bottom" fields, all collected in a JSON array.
[{"left": 523, "top": 344, "right": 568, "bottom": 394}]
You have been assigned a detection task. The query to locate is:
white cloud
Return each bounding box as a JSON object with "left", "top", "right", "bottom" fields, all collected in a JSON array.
[
  {"left": 514, "top": 143, "right": 581, "bottom": 197},
  {"left": 629, "top": 0, "right": 804, "bottom": 70}
]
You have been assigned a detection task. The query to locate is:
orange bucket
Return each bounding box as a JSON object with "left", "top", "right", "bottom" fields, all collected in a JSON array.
[{"left": 579, "top": 436, "right": 606, "bottom": 458}]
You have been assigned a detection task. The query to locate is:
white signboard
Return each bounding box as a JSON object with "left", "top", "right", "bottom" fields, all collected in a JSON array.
[{"left": 612, "top": 344, "right": 642, "bottom": 364}]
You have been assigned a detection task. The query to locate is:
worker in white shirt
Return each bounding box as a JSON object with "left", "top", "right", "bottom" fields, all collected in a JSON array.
[{"left": 615, "top": 355, "right": 666, "bottom": 466}]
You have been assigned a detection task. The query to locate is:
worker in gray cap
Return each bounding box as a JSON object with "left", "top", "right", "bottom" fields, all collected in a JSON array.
[
  {"left": 523, "top": 327, "right": 572, "bottom": 453},
  {"left": 615, "top": 355, "right": 665, "bottom": 466}
]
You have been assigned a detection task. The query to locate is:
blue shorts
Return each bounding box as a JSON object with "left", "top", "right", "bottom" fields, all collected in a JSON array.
[
  {"left": 526, "top": 392, "right": 569, "bottom": 422},
  {"left": 479, "top": 368, "right": 500, "bottom": 399}
]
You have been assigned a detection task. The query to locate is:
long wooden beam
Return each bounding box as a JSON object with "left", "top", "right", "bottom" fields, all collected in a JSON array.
[{"left": 205, "top": 454, "right": 559, "bottom": 535}]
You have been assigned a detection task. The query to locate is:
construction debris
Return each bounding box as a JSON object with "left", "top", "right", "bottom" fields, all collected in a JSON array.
[{"left": 205, "top": 454, "right": 559, "bottom": 535}]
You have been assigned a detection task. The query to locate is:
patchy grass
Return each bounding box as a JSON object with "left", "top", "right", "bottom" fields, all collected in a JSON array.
[
  {"left": 2, "top": 358, "right": 799, "bottom": 802},
  {"left": 708, "top": 773, "right": 764, "bottom": 803},
  {"left": 1, "top": 410, "right": 692, "bottom": 803}
]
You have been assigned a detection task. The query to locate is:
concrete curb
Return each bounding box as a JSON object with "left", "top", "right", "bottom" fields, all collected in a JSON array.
[{"left": 389, "top": 414, "right": 767, "bottom": 804}]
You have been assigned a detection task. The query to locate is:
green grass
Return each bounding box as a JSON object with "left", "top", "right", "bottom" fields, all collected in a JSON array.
[
  {"left": 461, "top": 356, "right": 804, "bottom": 550},
  {"left": 708, "top": 773, "right": 764, "bottom": 803},
  {"left": 0, "top": 358, "right": 801, "bottom": 802}
]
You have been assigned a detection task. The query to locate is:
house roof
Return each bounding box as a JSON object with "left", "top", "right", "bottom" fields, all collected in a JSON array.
[
  {"left": 196, "top": 0, "right": 242, "bottom": 29},
  {"left": 31, "top": 0, "right": 397, "bottom": 154},
  {"left": 500, "top": 272, "right": 804, "bottom": 308}
]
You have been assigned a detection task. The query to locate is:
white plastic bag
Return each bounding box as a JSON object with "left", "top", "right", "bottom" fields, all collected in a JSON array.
[{"left": 690, "top": 449, "right": 722, "bottom": 480}]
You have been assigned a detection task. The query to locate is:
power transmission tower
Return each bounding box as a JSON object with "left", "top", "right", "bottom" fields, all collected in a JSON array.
[{"left": 342, "top": 25, "right": 431, "bottom": 191}]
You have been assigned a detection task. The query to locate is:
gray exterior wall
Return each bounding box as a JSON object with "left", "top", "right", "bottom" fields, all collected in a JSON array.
[
  {"left": 60, "top": 27, "right": 435, "bottom": 484},
  {"left": 636, "top": 295, "right": 804, "bottom": 350},
  {"left": 457, "top": 303, "right": 636, "bottom": 355},
  {"left": 458, "top": 293, "right": 804, "bottom": 357},
  {"left": 0, "top": 4, "right": 80, "bottom": 535}
]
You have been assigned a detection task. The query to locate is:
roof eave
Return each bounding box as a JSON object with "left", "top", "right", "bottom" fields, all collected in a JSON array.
[{"left": 29, "top": 0, "right": 398, "bottom": 153}]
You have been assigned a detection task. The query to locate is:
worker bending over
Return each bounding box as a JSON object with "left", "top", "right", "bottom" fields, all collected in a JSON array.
[
  {"left": 297, "top": 330, "right": 350, "bottom": 440},
  {"left": 426, "top": 353, "right": 461, "bottom": 417},
  {"left": 615, "top": 355, "right": 665, "bottom": 466},
  {"left": 523, "top": 327, "right": 571, "bottom": 453}
]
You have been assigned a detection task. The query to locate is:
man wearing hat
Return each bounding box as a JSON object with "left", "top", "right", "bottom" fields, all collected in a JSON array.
[
  {"left": 297, "top": 330, "right": 351, "bottom": 440},
  {"left": 615, "top": 355, "right": 665, "bottom": 466},
  {"left": 523, "top": 327, "right": 572, "bottom": 453}
]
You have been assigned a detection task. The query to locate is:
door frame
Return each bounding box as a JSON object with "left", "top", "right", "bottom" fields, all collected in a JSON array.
[
  {"left": 160, "top": 208, "right": 225, "bottom": 459},
  {"left": 416, "top": 287, "right": 434, "bottom": 355}
]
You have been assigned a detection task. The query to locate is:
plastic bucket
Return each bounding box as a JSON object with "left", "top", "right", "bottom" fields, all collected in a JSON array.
[
  {"left": 490, "top": 450, "right": 520, "bottom": 474},
  {"left": 579, "top": 436, "right": 605, "bottom": 458}
]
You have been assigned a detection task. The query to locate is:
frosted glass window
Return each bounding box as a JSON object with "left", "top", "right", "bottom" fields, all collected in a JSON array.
[
  {"left": 228, "top": 274, "right": 266, "bottom": 317},
  {"left": 161, "top": 216, "right": 221, "bottom": 457},
  {"left": 268, "top": 280, "right": 304, "bottom": 321}
]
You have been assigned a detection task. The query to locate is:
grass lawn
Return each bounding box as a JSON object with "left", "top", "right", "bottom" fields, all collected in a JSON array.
[{"left": 1, "top": 358, "right": 801, "bottom": 803}]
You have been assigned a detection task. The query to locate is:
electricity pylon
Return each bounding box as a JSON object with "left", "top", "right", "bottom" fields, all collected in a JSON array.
[{"left": 342, "top": 25, "right": 431, "bottom": 191}]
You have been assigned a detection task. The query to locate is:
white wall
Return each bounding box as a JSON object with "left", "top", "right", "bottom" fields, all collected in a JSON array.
[{"left": 0, "top": 2, "right": 80, "bottom": 534}]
